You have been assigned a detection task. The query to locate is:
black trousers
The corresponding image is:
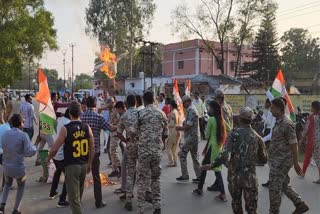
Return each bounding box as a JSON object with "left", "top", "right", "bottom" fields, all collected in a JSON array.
[
  {"left": 50, "top": 159, "right": 67, "bottom": 201},
  {"left": 198, "top": 146, "right": 225, "bottom": 194},
  {"left": 92, "top": 153, "right": 103, "bottom": 206},
  {"left": 199, "top": 117, "right": 206, "bottom": 140},
  {"left": 0, "top": 154, "right": 4, "bottom": 188}
]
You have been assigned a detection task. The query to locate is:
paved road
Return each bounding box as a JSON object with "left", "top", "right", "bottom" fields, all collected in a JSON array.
[{"left": 2, "top": 100, "right": 319, "bottom": 213}]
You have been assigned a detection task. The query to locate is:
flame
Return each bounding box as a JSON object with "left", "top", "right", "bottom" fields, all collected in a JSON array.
[
  {"left": 99, "top": 46, "right": 118, "bottom": 79},
  {"left": 85, "top": 173, "right": 118, "bottom": 187}
]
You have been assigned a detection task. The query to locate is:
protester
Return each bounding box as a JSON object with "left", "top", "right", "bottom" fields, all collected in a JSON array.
[
  {"left": 162, "top": 97, "right": 171, "bottom": 118},
  {"left": 157, "top": 93, "right": 165, "bottom": 111},
  {"left": 0, "top": 93, "right": 5, "bottom": 125},
  {"left": 166, "top": 100, "right": 181, "bottom": 167},
  {"left": 136, "top": 95, "right": 144, "bottom": 111},
  {"left": 0, "top": 121, "right": 11, "bottom": 191},
  {"left": 135, "top": 91, "right": 168, "bottom": 214},
  {"left": 268, "top": 98, "right": 309, "bottom": 214},
  {"left": 47, "top": 102, "right": 95, "bottom": 214},
  {"left": 176, "top": 95, "right": 201, "bottom": 182},
  {"left": 300, "top": 101, "right": 320, "bottom": 182},
  {"left": 51, "top": 93, "right": 69, "bottom": 116},
  {"left": 4, "top": 95, "right": 12, "bottom": 123},
  {"left": 201, "top": 107, "right": 267, "bottom": 213},
  {"left": 192, "top": 92, "right": 206, "bottom": 140},
  {"left": 193, "top": 100, "right": 227, "bottom": 202},
  {"left": 80, "top": 96, "right": 115, "bottom": 208},
  {"left": 80, "top": 99, "right": 87, "bottom": 113},
  {"left": 0, "top": 114, "right": 37, "bottom": 214},
  {"left": 48, "top": 109, "right": 71, "bottom": 207},
  {"left": 19, "top": 94, "right": 37, "bottom": 140}
]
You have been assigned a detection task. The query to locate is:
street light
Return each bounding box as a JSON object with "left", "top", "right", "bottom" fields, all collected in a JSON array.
[{"left": 62, "top": 49, "right": 67, "bottom": 92}]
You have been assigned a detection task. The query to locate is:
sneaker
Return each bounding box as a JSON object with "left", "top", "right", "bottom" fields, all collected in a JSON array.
[
  {"left": 96, "top": 202, "right": 106, "bottom": 209},
  {"left": 49, "top": 192, "right": 59, "bottom": 200},
  {"left": 192, "top": 178, "right": 200, "bottom": 184},
  {"left": 12, "top": 210, "right": 22, "bottom": 214},
  {"left": 262, "top": 181, "right": 269, "bottom": 188},
  {"left": 207, "top": 185, "right": 219, "bottom": 192},
  {"left": 124, "top": 202, "right": 133, "bottom": 211},
  {"left": 108, "top": 170, "right": 120, "bottom": 178},
  {"left": 292, "top": 202, "right": 309, "bottom": 214},
  {"left": 176, "top": 176, "right": 189, "bottom": 182},
  {"left": 57, "top": 201, "right": 69, "bottom": 208},
  {"left": 192, "top": 188, "right": 203, "bottom": 196},
  {"left": 0, "top": 203, "right": 5, "bottom": 214},
  {"left": 153, "top": 209, "right": 161, "bottom": 214}
]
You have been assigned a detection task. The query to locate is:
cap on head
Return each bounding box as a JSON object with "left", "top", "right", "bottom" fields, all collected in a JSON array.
[
  {"left": 213, "top": 90, "right": 224, "bottom": 99},
  {"left": 182, "top": 95, "right": 191, "bottom": 103},
  {"left": 239, "top": 107, "right": 253, "bottom": 120}
]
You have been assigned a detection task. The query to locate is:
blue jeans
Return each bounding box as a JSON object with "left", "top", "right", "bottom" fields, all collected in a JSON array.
[{"left": 23, "top": 127, "right": 34, "bottom": 140}]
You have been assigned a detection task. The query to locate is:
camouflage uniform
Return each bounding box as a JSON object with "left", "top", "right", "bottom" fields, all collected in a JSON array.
[
  {"left": 211, "top": 124, "right": 267, "bottom": 214},
  {"left": 269, "top": 115, "right": 305, "bottom": 214},
  {"left": 110, "top": 109, "right": 121, "bottom": 171},
  {"left": 222, "top": 101, "right": 233, "bottom": 132},
  {"left": 179, "top": 104, "right": 201, "bottom": 178},
  {"left": 117, "top": 107, "right": 139, "bottom": 203},
  {"left": 136, "top": 104, "right": 168, "bottom": 214}
]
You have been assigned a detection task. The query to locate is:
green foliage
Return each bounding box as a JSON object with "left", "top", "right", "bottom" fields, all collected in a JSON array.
[
  {"left": 74, "top": 73, "right": 93, "bottom": 90},
  {"left": 244, "top": 1, "right": 280, "bottom": 83},
  {"left": 280, "top": 28, "right": 320, "bottom": 80},
  {"left": 42, "top": 68, "right": 62, "bottom": 91},
  {"left": 0, "top": 0, "right": 57, "bottom": 88}
]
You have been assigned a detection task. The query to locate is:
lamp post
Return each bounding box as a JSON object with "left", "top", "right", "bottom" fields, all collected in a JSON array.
[{"left": 62, "top": 49, "right": 67, "bottom": 92}]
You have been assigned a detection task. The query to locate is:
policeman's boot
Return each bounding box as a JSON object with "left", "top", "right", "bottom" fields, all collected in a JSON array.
[
  {"left": 124, "top": 202, "right": 133, "bottom": 211},
  {"left": 292, "top": 202, "right": 309, "bottom": 214},
  {"left": 153, "top": 209, "right": 161, "bottom": 214}
]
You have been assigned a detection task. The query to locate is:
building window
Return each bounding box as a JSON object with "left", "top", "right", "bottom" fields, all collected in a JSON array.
[
  {"left": 230, "top": 61, "right": 236, "bottom": 71},
  {"left": 178, "top": 61, "right": 184, "bottom": 69}
]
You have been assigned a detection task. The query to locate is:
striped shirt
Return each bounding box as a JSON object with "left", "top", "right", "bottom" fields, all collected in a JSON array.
[
  {"left": 81, "top": 108, "right": 111, "bottom": 154},
  {"left": 19, "top": 101, "right": 35, "bottom": 128}
]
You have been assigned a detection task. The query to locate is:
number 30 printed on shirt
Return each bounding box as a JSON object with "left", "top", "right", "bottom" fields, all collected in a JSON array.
[{"left": 72, "top": 139, "right": 89, "bottom": 158}]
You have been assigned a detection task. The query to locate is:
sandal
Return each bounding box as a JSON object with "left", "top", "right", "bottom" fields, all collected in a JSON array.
[
  {"left": 215, "top": 195, "right": 228, "bottom": 202},
  {"left": 114, "top": 188, "right": 126, "bottom": 194}
]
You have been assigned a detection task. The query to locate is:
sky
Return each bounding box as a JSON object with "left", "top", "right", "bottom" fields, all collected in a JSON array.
[{"left": 41, "top": 0, "right": 320, "bottom": 79}]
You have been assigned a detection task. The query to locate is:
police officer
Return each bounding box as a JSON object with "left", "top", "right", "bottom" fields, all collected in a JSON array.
[
  {"left": 47, "top": 101, "right": 95, "bottom": 214},
  {"left": 268, "top": 98, "right": 309, "bottom": 214},
  {"left": 135, "top": 91, "right": 168, "bottom": 214},
  {"left": 176, "top": 95, "right": 201, "bottom": 182},
  {"left": 202, "top": 107, "right": 268, "bottom": 213}
]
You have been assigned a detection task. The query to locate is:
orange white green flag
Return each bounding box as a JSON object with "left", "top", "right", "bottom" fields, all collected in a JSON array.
[
  {"left": 173, "top": 79, "right": 185, "bottom": 121},
  {"left": 270, "top": 69, "right": 296, "bottom": 121},
  {"left": 35, "top": 68, "right": 56, "bottom": 135}
]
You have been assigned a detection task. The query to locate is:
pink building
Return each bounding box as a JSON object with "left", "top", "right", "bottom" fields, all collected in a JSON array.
[{"left": 162, "top": 39, "right": 253, "bottom": 78}]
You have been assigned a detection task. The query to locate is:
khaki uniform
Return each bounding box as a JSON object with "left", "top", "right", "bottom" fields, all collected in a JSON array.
[
  {"left": 167, "top": 109, "right": 181, "bottom": 165},
  {"left": 136, "top": 104, "right": 168, "bottom": 214},
  {"left": 269, "top": 115, "right": 305, "bottom": 214},
  {"left": 222, "top": 102, "right": 233, "bottom": 132},
  {"left": 212, "top": 124, "right": 267, "bottom": 213},
  {"left": 178, "top": 104, "right": 201, "bottom": 178},
  {"left": 110, "top": 109, "right": 121, "bottom": 171},
  {"left": 117, "top": 107, "right": 139, "bottom": 203}
]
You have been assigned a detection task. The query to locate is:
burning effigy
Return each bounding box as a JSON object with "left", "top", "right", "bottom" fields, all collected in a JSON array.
[{"left": 93, "top": 45, "right": 127, "bottom": 79}]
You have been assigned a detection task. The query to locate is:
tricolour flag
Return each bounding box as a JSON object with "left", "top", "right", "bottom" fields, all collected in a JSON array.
[
  {"left": 173, "top": 79, "right": 185, "bottom": 122},
  {"left": 35, "top": 68, "right": 56, "bottom": 135},
  {"left": 185, "top": 80, "right": 191, "bottom": 96},
  {"left": 270, "top": 69, "right": 295, "bottom": 121}
]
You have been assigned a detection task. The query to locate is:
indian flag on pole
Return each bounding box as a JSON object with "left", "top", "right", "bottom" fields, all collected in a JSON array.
[
  {"left": 173, "top": 79, "right": 185, "bottom": 121},
  {"left": 270, "top": 69, "right": 296, "bottom": 121},
  {"left": 35, "top": 68, "right": 56, "bottom": 135},
  {"left": 185, "top": 79, "right": 191, "bottom": 96}
]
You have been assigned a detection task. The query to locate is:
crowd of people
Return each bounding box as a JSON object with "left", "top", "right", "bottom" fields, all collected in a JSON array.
[{"left": 0, "top": 89, "right": 318, "bottom": 214}]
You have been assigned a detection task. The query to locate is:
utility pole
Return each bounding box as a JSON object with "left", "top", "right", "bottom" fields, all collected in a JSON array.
[
  {"left": 62, "top": 49, "right": 67, "bottom": 93},
  {"left": 69, "top": 43, "right": 76, "bottom": 97}
]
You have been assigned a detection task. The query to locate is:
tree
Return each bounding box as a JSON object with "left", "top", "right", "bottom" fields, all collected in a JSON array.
[
  {"left": 171, "top": 0, "right": 235, "bottom": 74},
  {"left": 42, "top": 69, "right": 61, "bottom": 91},
  {"left": 74, "top": 73, "right": 93, "bottom": 90},
  {"left": 232, "top": 0, "right": 263, "bottom": 77},
  {"left": 86, "top": 0, "right": 156, "bottom": 77},
  {"left": 280, "top": 28, "right": 320, "bottom": 81},
  {"left": 243, "top": 2, "right": 280, "bottom": 83},
  {"left": 0, "top": 0, "right": 57, "bottom": 88}
]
